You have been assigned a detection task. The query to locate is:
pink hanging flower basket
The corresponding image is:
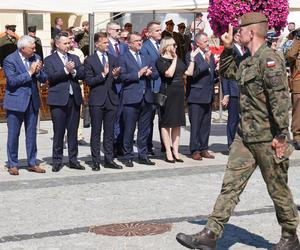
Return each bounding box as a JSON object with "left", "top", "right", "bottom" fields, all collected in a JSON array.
[{"left": 207, "top": 0, "right": 289, "bottom": 36}]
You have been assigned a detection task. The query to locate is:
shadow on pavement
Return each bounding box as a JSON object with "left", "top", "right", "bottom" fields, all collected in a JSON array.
[{"left": 189, "top": 220, "right": 273, "bottom": 250}]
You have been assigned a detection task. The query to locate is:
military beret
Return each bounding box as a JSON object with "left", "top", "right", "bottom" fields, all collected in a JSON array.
[
  {"left": 238, "top": 12, "right": 268, "bottom": 27},
  {"left": 165, "top": 19, "right": 175, "bottom": 26},
  {"left": 28, "top": 26, "right": 37, "bottom": 33},
  {"left": 177, "top": 23, "right": 186, "bottom": 28},
  {"left": 5, "top": 24, "right": 16, "bottom": 31}
]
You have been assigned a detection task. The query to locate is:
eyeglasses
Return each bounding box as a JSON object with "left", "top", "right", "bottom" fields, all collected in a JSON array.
[{"left": 111, "top": 28, "right": 121, "bottom": 32}]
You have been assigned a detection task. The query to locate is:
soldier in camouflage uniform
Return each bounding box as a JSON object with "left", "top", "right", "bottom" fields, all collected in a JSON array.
[
  {"left": 75, "top": 21, "right": 89, "bottom": 57},
  {"left": 176, "top": 12, "right": 300, "bottom": 250},
  {"left": 0, "top": 25, "right": 18, "bottom": 67}
]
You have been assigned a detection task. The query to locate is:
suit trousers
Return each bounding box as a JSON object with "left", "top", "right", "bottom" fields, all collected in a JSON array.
[
  {"left": 227, "top": 97, "right": 239, "bottom": 148},
  {"left": 123, "top": 99, "right": 152, "bottom": 160},
  {"left": 89, "top": 99, "right": 117, "bottom": 163},
  {"left": 206, "top": 134, "right": 299, "bottom": 238},
  {"left": 6, "top": 98, "right": 38, "bottom": 167},
  {"left": 113, "top": 91, "right": 124, "bottom": 150},
  {"left": 50, "top": 95, "right": 80, "bottom": 164},
  {"left": 188, "top": 103, "right": 212, "bottom": 153}
]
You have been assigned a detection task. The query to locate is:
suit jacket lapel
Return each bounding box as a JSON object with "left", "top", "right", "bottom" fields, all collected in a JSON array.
[
  {"left": 15, "top": 52, "right": 27, "bottom": 72},
  {"left": 128, "top": 52, "right": 140, "bottom": 69},
  {"left": 148, "top": 41, "right": 159, "bottom": 57}
]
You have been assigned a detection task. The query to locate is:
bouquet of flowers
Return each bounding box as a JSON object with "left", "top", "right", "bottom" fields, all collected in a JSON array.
[{"left": 208, "top": 0, "right": 289, "bottom": 36}]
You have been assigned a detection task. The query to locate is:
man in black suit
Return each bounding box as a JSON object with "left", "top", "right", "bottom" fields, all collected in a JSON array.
[
  {"left": 221, "top": 28, "right": 247, "bottom": 148},
  {"left": 119, "top": 33, "right": 159, "bottom": 167},
  {"left": 84, "top": 32, "right": 123, "bottom": 171},
  {"left": 44, "top": 32, "right": 85, "bottom": 172},
  {"left": 186, "top": 33, "right": 216, "bottom": 161}
]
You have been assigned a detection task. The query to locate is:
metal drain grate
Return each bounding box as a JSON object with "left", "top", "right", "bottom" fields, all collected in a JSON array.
[{"left": 90, "top": 222, "right": 172, "bottom": 237}]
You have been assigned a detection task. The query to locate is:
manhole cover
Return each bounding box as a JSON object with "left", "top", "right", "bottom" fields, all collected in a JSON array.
[{"left": 90, "top": 222, "right": 172, "bottom": 236}]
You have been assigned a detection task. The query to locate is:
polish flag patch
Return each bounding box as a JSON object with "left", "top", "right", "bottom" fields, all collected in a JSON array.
[{"left": 266, "top": 59, "right": 276, "bottom": 68}]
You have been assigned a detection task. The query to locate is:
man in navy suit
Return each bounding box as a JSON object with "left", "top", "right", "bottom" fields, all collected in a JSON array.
[
  {"left": 186, "top": 33, "right": 216, "bottom": 160},
  {"left": 221, "top": 29, "right": 247, "bottom": 148},
  {"left": 44, "top": 32, "right": 85, "bottom": 172},
  {"left": 141, "top": 20, "right": 162, "bottom": 155},
  {"left": 119, "top": 33, "right": 159, "bottom": 167},
  {"left": 3, "top": 35, "right": 47, "bottom": 175},
  {"left": 84, "top": 32, "right": 123, "bottom": 171},
  {"left": 106, "top": 21, "right": 128, "bottom": 157}
]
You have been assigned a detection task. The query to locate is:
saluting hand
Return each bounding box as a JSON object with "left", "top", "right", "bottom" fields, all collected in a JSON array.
[{"left": 221, "top": 24, "right": 234, "bottom": 48}]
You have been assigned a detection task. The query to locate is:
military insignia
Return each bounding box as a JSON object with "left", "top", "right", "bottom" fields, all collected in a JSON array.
[{"left": 266, "top": 58, "right": 276, "bottom": 68}]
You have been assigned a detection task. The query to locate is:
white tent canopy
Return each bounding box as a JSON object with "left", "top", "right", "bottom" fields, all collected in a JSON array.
[
  {"left": 0, "top": 0, "right": 298, "bottom": 13},
  {"left": 0, "top": 0, "right": 207, "bottom": 13}
]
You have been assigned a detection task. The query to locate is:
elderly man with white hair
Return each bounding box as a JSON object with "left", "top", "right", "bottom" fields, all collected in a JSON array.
[{"left": 3, "top": 35, "right": 47, "bottom": 175}]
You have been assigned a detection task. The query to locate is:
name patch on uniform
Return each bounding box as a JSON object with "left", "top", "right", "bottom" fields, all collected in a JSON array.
[{"left": 266, "top": 58, "right": 276, "bottom": 68}]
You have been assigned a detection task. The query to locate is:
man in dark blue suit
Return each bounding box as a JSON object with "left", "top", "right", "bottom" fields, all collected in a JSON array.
[
  {"left": 106, "top": 21, "right": 128, "bottom": 157},
  {"left": 44, "top": 32, "right": 85, "bottom": 172},
  {"left": 84, "top": 32, "right": 123, "bottom": 171},
  {"left": 141, "top": 20, "right": 162, "bottom": 155},
  {"left": 186, "top": 33, "right": 216, "bottom": 160},
  {"left": 221, "top": 29, "right": 247, "bottom": 148},
  {"left": 3, "top": 35, "right": 47, "bottom": 175},
  {"left": 119, "top": 33, "right": 159, "bottom": 167}
]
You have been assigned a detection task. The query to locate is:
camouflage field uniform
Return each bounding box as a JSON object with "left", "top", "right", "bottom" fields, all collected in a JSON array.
[{"left": 205, "top": 44, "right": 299, "bottom": 238}]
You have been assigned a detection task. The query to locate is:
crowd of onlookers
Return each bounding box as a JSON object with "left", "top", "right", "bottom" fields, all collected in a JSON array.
[{"left": 0, "top": 13, "right": 299, "bottom": 176}]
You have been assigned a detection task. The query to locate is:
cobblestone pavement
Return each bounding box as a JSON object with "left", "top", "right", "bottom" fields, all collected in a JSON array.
[{"left": 0, "top": 112, "right": 299, "bottom": 250}]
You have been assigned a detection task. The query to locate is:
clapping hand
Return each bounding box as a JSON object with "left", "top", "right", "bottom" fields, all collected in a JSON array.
[
  {"left": 103, "top": 63, "right": 109, "bottom": 76},
  {"left": 112, "top": 66, "right": 121, "bottom": 77},
  {"left": 139, "top": 66, "right": 148, "bottom": 77},
  {"left": 221, "top": 24, "right": 234, "bottom": 48},
  {"left": 190, "top": 47, "right": 200, "bottom": 60},
  {"left": 65, "top": 60, "right": 75, "bottom": 73},
  {"left": 145, "top": 66, "right": 152, "bottom": 76}
]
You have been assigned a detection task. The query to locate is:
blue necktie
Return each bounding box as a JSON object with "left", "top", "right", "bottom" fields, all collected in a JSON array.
[
  {"left": 63, "top": 54, "right": 73, "bottom": 95},
  {"left": 102, "top": 53, "right": 107, "bottom": 65},
  {"left": 155, "top": 41, "right": 160, "bottom": 50},
  {"left": 25, "top": 59, "right": 30, "bottom": 70},
  {"left": 135, "top": 52, "right": 142, "bottom": 68}
]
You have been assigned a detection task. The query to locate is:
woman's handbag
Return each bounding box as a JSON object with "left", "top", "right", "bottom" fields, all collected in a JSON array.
[{"left": 153, "top": 92, "right": 167, "bottom": 107}]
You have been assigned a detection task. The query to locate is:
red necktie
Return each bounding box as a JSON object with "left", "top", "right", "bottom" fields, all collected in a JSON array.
[{"left": 114, "top": 43, "right": 120, "bottom": 56}]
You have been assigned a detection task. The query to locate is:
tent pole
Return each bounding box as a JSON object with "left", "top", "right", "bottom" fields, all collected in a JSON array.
[
  {"left": 88, "top": 13, "right": 95, "bottom": 56},
  {"left": 152, "top": 11, "right": 156, "bottom": 20},
  {"left": 23, "top": 10, "right": 28, "bottom": 35}
]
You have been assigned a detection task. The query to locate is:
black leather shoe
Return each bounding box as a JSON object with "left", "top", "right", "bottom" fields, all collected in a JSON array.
[
  {"left": 91, "top": 162, "right": 100, "bottom": 171},
  {"left": 78, "top": 139, "right": 89, "bottom": 146},
  {"left": 123, "top": 160, "right": 134, "bottom": 168},
  {"left": 138, "top": 157, "right": 155, "bottom": 165},
  {"left": 52, "top": 163, "right": 63, "bottom": 172},
  {"left": 165, "top": 158, "right": 175, "bottom": 163},
  {"left": 69, "top": 162, "right": 85, "bottom": 170},
  {"left": 176, "top": 228, "right": 217, "bottom": 250},
  {"left": 271, "top": 235, "right": 300, "bottom": 250},
  {"left": 104, "top": 160, "right": 123, "bottom": 169},
  {"left": 148, "top": 148, "right": 155, "bottom": 156}
]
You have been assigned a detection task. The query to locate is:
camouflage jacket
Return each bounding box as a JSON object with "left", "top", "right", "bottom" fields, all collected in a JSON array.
[
  {"left": 220, "top": 44, "right": 289, "bottom": 143},
  {"left": 286, "top": 39, "right": 300, "bottom": 92}
]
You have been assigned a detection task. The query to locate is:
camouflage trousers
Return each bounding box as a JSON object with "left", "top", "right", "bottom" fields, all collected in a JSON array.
[{"left": 206, "top": 134, "right": 299, "bottom": 238}]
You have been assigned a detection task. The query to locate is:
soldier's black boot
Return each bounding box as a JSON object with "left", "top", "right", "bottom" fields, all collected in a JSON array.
[
  {"left": 176, "top": 228, "right": 217, "bottom": 250},
  {"left": 271, "top": 235, "right": 300, "bottom": 250}
]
